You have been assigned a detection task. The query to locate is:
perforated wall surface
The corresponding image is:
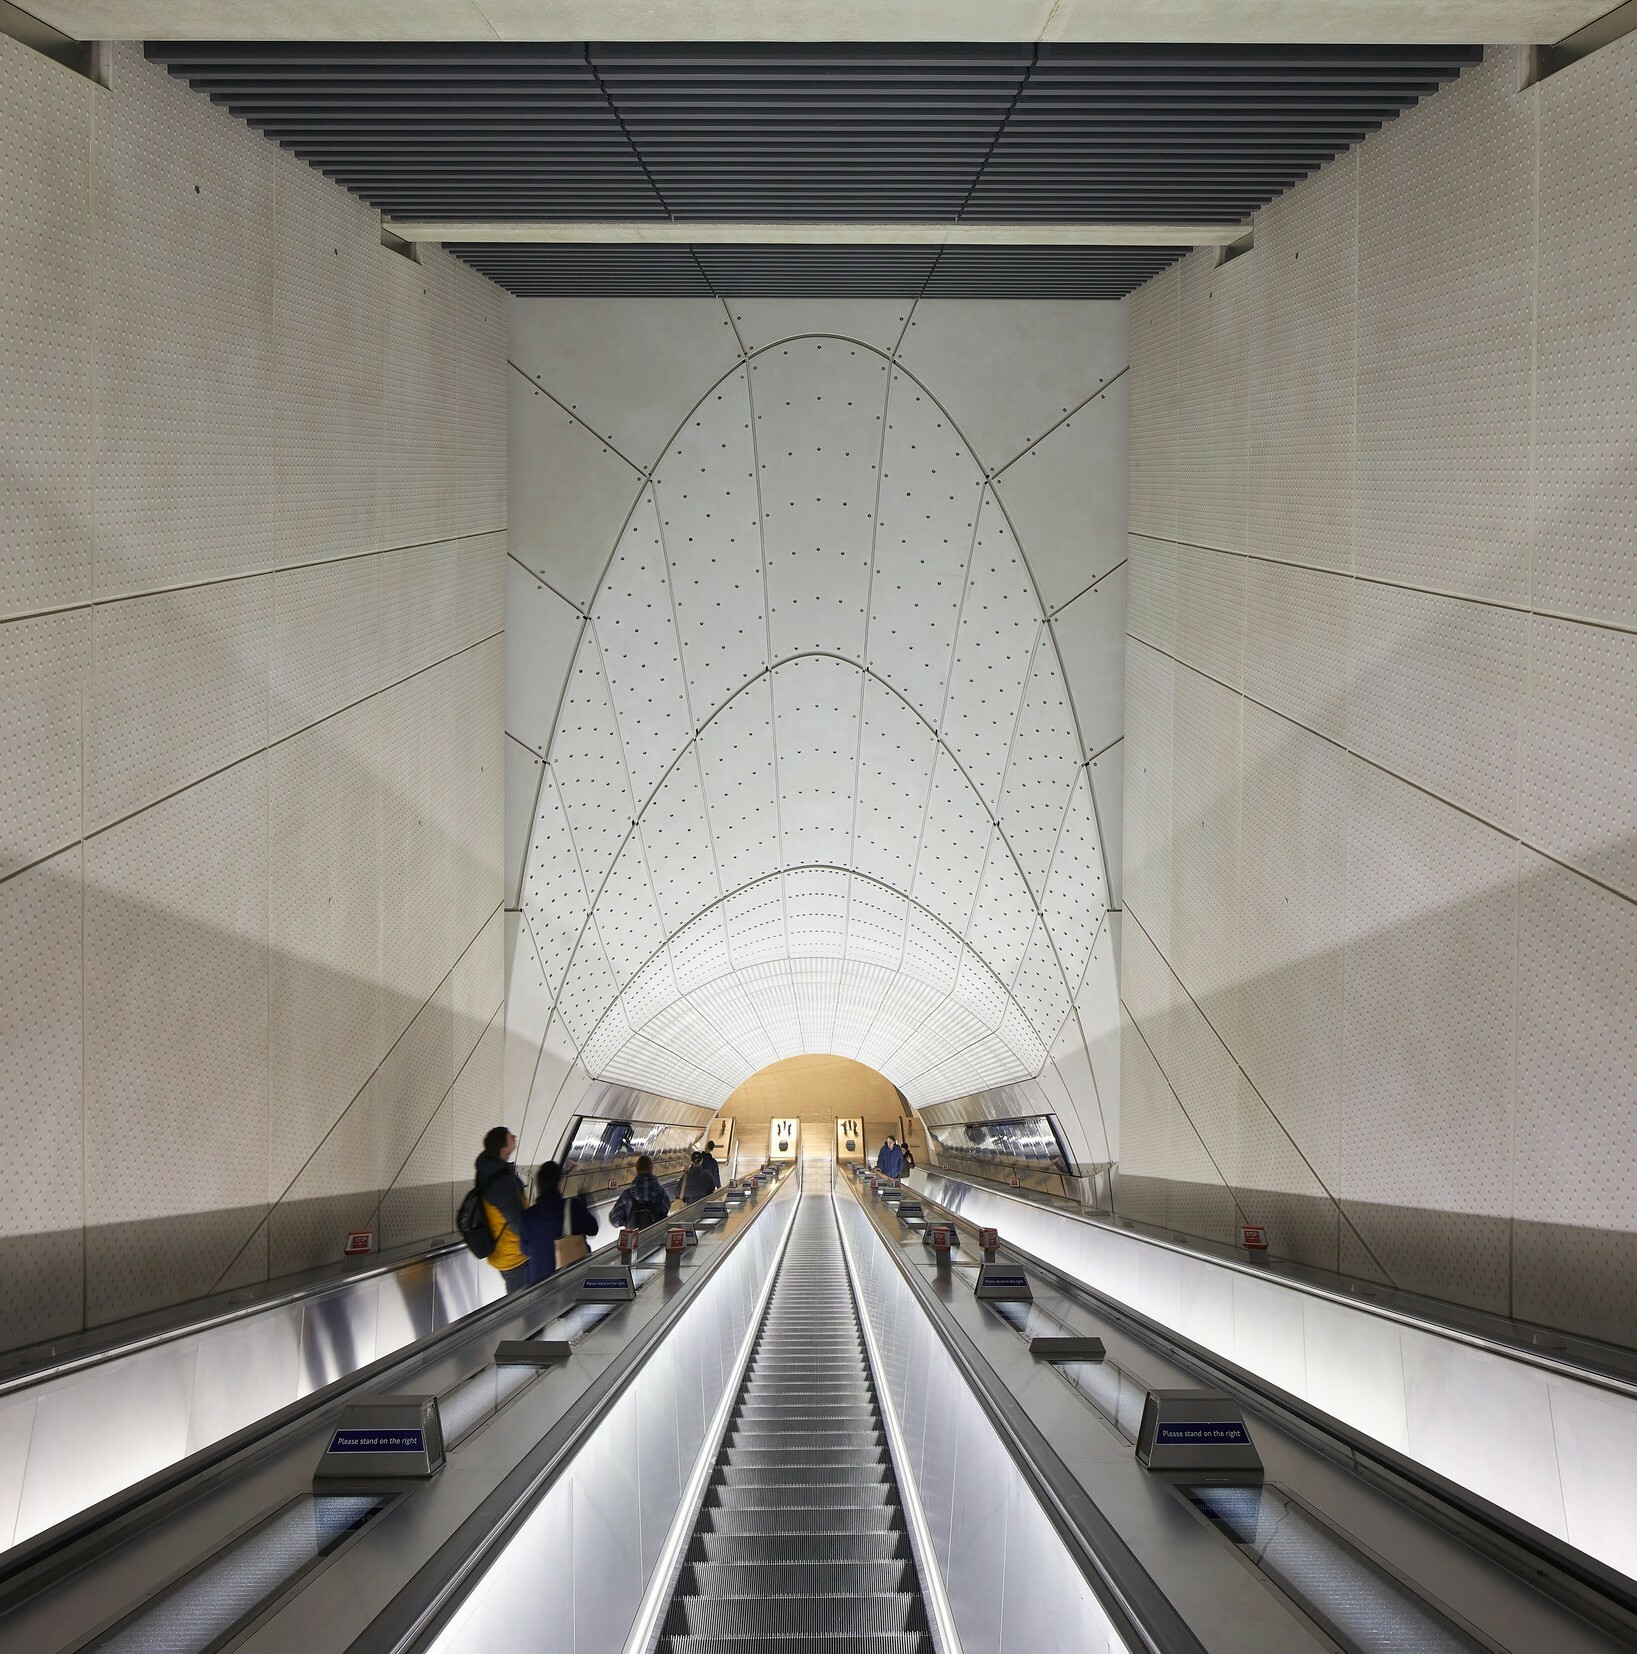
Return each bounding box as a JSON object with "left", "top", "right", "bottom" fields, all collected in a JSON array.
[
  {"left": 0, "top": 40, "right": 507, "bottom": 1356},
  {"left": 506, "top": 299, "right": 1126, "bottom": 1167},
  {"left": 1118, "top": 42, "right": 1637, "bottom": 1349}
]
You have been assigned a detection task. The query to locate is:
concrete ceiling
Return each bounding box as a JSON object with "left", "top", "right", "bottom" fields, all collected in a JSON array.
[{"left": 18, "top": 0, "right": 1611, "bottom": 42}]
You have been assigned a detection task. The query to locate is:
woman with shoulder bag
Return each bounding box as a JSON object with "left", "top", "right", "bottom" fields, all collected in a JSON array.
[{"left": 519, "top": 1160, "right": 599, "bottom": 1285}]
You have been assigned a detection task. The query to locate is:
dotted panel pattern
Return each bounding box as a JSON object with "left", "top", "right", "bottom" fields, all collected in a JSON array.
[
  {"left": 654, "top": 366, "right": 767, "bottom": 721},
  {"left": 268, "top": 700, "right": 382, "bottom": 1197},
  {"left": 639, "top": 754, "right": 725, "bottom": 935},
  {"left": 1176, "top": 247, "right": 1250, "bottom": 556},
  {"left": 1174, "top": 542, "right": 1247, "bottom": 693},
  {"left": 0, "top": 849, "right": 84, "bottom": 1349},
  {"left": 505, "top": 559, "right": 583, "bottom": 759},
  {"left": 1049, "top": 565, "right": 1126, "bottom": 760},
  {"left": 556, "top": 923, "right": 621, "bottom": 1050},
  {"left": 87, "top": 576, "right": 271, "bottom": 832},
  {"left": 910, "top": 748, "right": 993, "bottom": 936},
  {"left": 84, "top": 758, "right": 270, "bottom": 1324},
  {"left": 1041, "top": 773, "right": 1104, "bottom": 993},
  {"left": 269, "top": 554, "right": 382, "bottom": 744},
  {"left": 550, "top": 630, "right": 637, "bottom": 900},
  {"left": 728, "top": 300, "right": 912, "bottom": 355},
  {"left": 965, "top": 833, "right": 1038, "bottom": 990},
  {"left": 754, "top": 339, "right": 887, "bottom": 662},
  {"left": 1127, "top": 267, "right": 1180, "bottom": 541},
  {"left": 1235, "top": 702, "right": 1347, "bottom": 1191},
  {"left": 1348, "top": 579, "right": 1526, "bottom": 833},
  {"left": 453, "top": 262, "right": 509, "bottom": 537},
  {"left": 271, "top": 155, "right": 385, "bottom": 566},
  {"left": 1520, "top": 615, "right": 1637, "bottom": 904},
  {"left": 1120, "top": 638, "right": 1175, "bottom": 960},
  {"left": 520, "top": 767, "right": 590, "bottom": 1001},
  {"left": 992, "top": 374, "right": 1128, "bottom": 616},
  {"left": 595, "top": 488, "right": 694, "bottom": 805},
  {"left": 996, "top": 642, "right": 1081, "bottom": 903},
  {"left": 0, "top": 609, "right": 88, "bottom": 880},
  {"left": 1514, "top": 851, "right": 1637, "bottom": 1342},
  {"left": 1357, "top": 50, "right": 1535, "bottom": 606},
  {"left": 94, "top": 44, "right": 278, "bottom": 598},
  {"left": 1011, "top": 917, "right": 1073, "bottom": 1052},
  {"left": 1247, "top": 148, "right": 1357, "bottom": 573},
  {"left": 697, "top": 677, "right": 782, "bottom": 891},
  {"left": 1535, "top": 34, "right": 1637, "bottom": 629},
  {"left": 596, "top": 833, "right": 668, "bottom": 986},
  {"left": 1341, "top": 758, "right": 1516, "bottom": 1313},
  {"left": 867, "top": 369, "right": 984, "bottom": 723},
  {"left": 942, "top": 491, "right": 1041, "bottom": 809},
  {"left": 0, "top": 37, "right": 91, "bottom": 621},
  {"left": 1243, "top": 558, "right": 1351, "bottom": 745},
  {"left": 1125, "top": 534, "right": 1178, "bottom": 656},
  {"left": 852, "top": 676, "right": 938, "bottom": 892},
  {"left": 769, "top": 656, "right": 862, "bottom": 869},
  {"left": 379, "top": 532, "right": 505, "bottom": 691}
]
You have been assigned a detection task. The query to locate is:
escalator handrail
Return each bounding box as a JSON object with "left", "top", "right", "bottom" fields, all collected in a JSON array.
[
  {"left": 342, "top": 1164, "right": 801, "bottom": 1654},
  {"left": 0, "top": 1186, "right": 709, "bottom": 1608},
  {"left": 911, "top": 1179, "right": 1637, "bottom": 1636},
  {"left": 841, "top": 1176, "right": 1211, "bottom": 1654}
]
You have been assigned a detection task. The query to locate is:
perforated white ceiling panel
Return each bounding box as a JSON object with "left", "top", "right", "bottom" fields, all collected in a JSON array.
[{"left": 511, "top": 301, "right": 1125, "bottom": 1121}]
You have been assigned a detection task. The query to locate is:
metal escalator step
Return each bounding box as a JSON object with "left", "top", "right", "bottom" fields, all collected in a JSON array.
[
  {"left": 702, "top": 1505, "right": 903, "bottom": 1536},
  {"left": 705, "top": 1482, "right": 894, "bottom": 1509},
  {"left": 659, "top": 1634, "right": 932, "bottom": 1654},
  {"left": 715, "top": 1464, "right": 890, "bottom": 1488},
  {"left": 730, "top": 1416, "right": 878, "bottom": 1434},
  {"left": 664, "top": 1593, "right": 929, "bottom": 1638},
  {"left": 677, "top": 1560, "right": 917, "bottom": 1598},
  {"left": 688, "top": 1532, "right": 913, "bottom": 1566}
]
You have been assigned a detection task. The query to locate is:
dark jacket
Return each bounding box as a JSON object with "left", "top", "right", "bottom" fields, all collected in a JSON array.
[
  {"left": 678, "top": 1163, "right": 715, "bottom": 1204},
  {"left": 518, "top": 1192, "right": 599, "bottom": 1286},
  {"left": 702, "top": 1154, "right": 722, "bottom": 1191},
  {"left": 610, "top": 1171, "right": 670, "bottom": 1228},
  {"left": 876, "top": 1142, "right": 905, "bottom": 1179}
]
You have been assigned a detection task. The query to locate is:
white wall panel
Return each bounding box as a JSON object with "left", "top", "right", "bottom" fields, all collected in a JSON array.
[
  {"left": 727, "top": 299, "right": 911, "bottom": 354},
  {"left": 993, "top": 375, "right": 1127, "bottom": 615},
  {"left": 852, "top": 677, "right": 937, "bottom": 891},
  {"left": 0, "top": 36, "right": 91, "bottom": 622},
  {"left": 1176, "top": 246, "right": 1250, "bottom": 556},
  {"left": 911, "top": 749, "right": 992, "bottom": 935},
  {"left": 1173, "top": 542, "right": 1245, "bottom": 692},
  {"left": 1342, "top": 759, "right": 1515, "bottom": 1311},
  {"left": 639, "top": 754, "right": 723, "bottom": 935},
  {"left": 1356, "top": 50, "right": 1534, "bottom": 605},
  {"left": 1534, "top": 35, "right": 1637, "bottom": 630},
  {"left": 893, "top": 299, "right": 1126, "bottom": 473},
  {"left": 1040, "top": 772, "right": 1103, "bottom": 992},
  {"left": 941, "top": 491, "right": 1040, "bottom": 809},
  {"left": 0, "top": 609, "right": 88, "bottom": 879},
  {"left": 964, "top": 834, "right": 1037, "bottom": 989},
  {"left": 596, "top": 488, "right": 694, "bottom": 805},
  {"left": 269, "top": 554, "right": 381, "bottom": 743},
  {"left": 697, "top": 676, "right": 782, "bottom": 892},
  {"left": 1519, "top": 614, "right": 1637, "bottom": 904},
  {"left": 1120, "top": 639, "right": 1174, "bottom": 956},
  {"left": 379, "top": 532, "right": 504, "bottom": 690},
  {"left": 520, "top": 765, "right": 590, "bottom": 999},
  {"left": 1243, "top": 557, "right": 1350, "bottom": 744},
  {"left": 451, "top": 907, "right": 505, "bottom": 1072},
  {"left": 1125, "top": 533, "right": 1177, "bottom": 656},
  {"left": 654, "top": 364, "right": 767, "bottom": 719},
  {"left": 87, "top": 576, "right": 271, "bottom": 831},
  {"left": 502, "top": 912, "right": 554, "bottom": 1122},
  {"left": 1247, "top": 149, "right": 1356, "bottom": 573},
  {"left": 268, "top": 698, "right": 382, "bottom": 1199},
  {"left": 596, "top": 833, "right": 668, "bottom": 987},
  {"left": 1049, "top": 565, "right": 1125, "bottom": 760},
  {"left": 379, "top": 247, "right": 460, "bottom": 553},
  {"left": 1349, "top": 579, "right": 1526, "bottom": 832},
  {"left": 511, "top": 297, "right": 742, "bottom": 471},
  {"left": 84, "top": 758, "right": 270, "bottom": 1324},
  {"left": 505, "top": 559, "right": 582, "bottom": 758},
  {"left": 0, "top": 849, "right": 83, "bottom": 1350},
  {"left": 997, "top": 645, "right": 1082, "bottom": 902},
  {"left": 1127, "top": 267, "right": 1180, "bottom": 542},
  {"left": 505, "top": 743, "right": 543, "bottom": 910},
  {"left": 755, "top": 339, "right": 887, "bottom": 662},
  {"left": 769, "top": 655, "right": 861, "bottom": 868},
  {"left": 508, "top": 375, "right": 642, "bottom": 609},
  {"left": 550, "top": 631, "right": 638, "bottom": 898},
  {"left": 1087, "top": 738, "right": 1124, "bottom": 913},
  {"left": 557, "top": 924, "right": 622, "bottom": 1049},
  {"left": 843, "top": 882, "right": 910, "bottom": 971}
]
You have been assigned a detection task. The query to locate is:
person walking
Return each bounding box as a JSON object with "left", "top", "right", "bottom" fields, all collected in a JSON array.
[
  {"left": 610, "top": 1154, "right": 670, "bottom": 1228},
  {"left": 474, "top": 1126, "right": 530, "bottom": 1293},
  {"left": 677, "top": 1149, "right": 716, "bottom": 1205},
  {"left": 518, "top": 1161, "right": 599, "bottom": 1286}
]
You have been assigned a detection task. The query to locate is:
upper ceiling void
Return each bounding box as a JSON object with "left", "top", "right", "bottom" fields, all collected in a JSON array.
[
  {"left": 144, "top": 40, "right": 1483, "bottom": 297},
  {"left": 19, "top": 2, "right": 1612, "bottom": 41}
]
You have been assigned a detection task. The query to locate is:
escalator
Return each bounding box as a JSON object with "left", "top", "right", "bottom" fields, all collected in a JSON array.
[{"left": 659, "top": 1191, "right": 933, "bottom": 1654}]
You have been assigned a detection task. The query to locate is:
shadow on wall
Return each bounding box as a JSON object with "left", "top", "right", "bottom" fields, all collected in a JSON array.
[
  {"left": 1115, "top": 806, "right": 1637, "bottom": 1350},
  {"left": 0, "top": 781, "right": 502, "bottom": 1362}
]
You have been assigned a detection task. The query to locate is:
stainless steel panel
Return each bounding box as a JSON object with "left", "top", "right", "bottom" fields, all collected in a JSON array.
[{"left": 298, "top": 1280, "right": 379, "bottom": 1397}]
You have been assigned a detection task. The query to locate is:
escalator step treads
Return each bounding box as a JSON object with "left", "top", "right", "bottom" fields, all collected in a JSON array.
[
  {"left": 730, "top": 1418, "right": 880, "bottom": 1434},
  {"left": 706, "top": 1483, "right": 895, "bottom": 1509},
  {"left": 665, "top": 1595, "right": 928, "bottom": 1637},
  {"left": 677, "top": 1561, "right": 918, "bottom": 1598},
  {"left": 703, "top": 1507, "right": 904, "bottom": 1535},
  {"left": 716, "top": 1465, "right": 891, "bottom": 1488},
  {"left": 688, "top": 1532, "right": 914, "bottom": 1566},
  {"left": 660, "top": 1636, "right": 932, "bottom": 1654}
]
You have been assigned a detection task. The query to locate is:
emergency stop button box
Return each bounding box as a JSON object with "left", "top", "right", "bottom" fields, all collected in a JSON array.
[{"left": 315, "top": 1395, "right": 444, "bottom": 1482}]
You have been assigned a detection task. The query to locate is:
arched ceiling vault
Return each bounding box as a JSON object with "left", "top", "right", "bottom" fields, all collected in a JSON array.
[{"left": 510, "top": 306, "right": 1126, "bottom": 1141}]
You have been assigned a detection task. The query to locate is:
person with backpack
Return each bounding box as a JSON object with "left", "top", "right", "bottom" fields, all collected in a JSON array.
[
  {"left": 457, "top": 1126, "right": 530, "bottom": 1293},
  {"left": 677, "top": 1149, "right": 716, "bottom": 1205},
  {"left": 609, "top": 1154, "right": 670, "bottom": 1229},
  {"left": 518, "top": 1161, "right": 599, "bottom": 1286}
]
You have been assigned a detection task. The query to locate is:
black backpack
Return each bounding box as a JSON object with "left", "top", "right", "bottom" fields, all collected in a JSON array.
[
  {"left": 457, "top": 1186, "right": 496, "bottom": 1258},
  {"left": 625, "top": 1196, "right": 666, "bottom": 1229}
]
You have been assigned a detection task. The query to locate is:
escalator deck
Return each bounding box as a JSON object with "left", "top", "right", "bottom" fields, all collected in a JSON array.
[{"left": 659, "top": 1194, "right": 934, "bottom": 1654}]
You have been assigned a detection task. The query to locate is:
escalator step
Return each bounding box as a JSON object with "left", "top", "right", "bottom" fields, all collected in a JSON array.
[
  {"left": 659, "top": 1635, "right": 932, "bottom": 1654},
  {"left": 702, "top": 1506, "right": 904, "bottom": 1535},
  {"left": 687, "top": 1532, "right": 913, "bottom": 1565},
  {"left": 705, "top": 1481, "right": 895, "bottom": 1509},
  {"left": 714, "top": 1464, "right": 890, "bottom": 1488},
  {"left": 664, "top": 1593, "right": 929, "bottom": 1637},
  {"left": 676, "top": 1561, "right": 918, "bottom": 1597}
]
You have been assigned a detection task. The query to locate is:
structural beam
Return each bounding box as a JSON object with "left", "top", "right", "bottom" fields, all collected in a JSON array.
[{"left": 383, "top": 219, "right": 1247, "bottom": 246}]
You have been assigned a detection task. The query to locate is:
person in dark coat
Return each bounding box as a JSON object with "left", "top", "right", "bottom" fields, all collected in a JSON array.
[
  {"left": 700, "top": 1144, "right": 723, "bottom": 1191},
  {"left": 876, "top": 1136, "right": 905, "bottom": 1179},
  {"left": 518, "top": 1161, "right": 599, "bottom": 1286},
  {"left": 475, "top": 1126, "right": 530, "bottom": 1292},
  {"left": 610, "top": 1154, "right": 671, "bottom": 1228},
  {"left": 677, "top": 1150, "right": 716, "bottom": 1205}
]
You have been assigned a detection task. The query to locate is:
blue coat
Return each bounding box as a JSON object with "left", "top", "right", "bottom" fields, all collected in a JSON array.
[
  {"left": 876, "top": 1142, "right": 905, "bottom": 1179},
  {"left": 518, "top": 1192, "right": 598, "bottom": 1286}
]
